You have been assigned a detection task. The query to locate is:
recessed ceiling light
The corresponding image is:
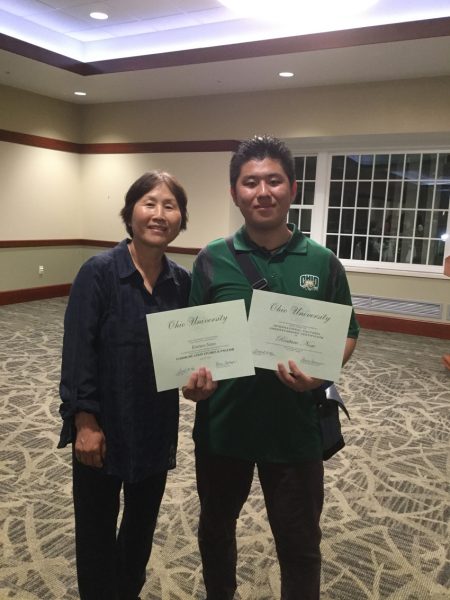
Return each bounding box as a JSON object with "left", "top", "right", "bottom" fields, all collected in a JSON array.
[
  {"left": 74, "top": 91, "right": 87, "bottom": 96},
  {"left": 279, "top": 72, "right": 294, "bottom": 78},
  {"left": 90, "top": 12, "right": 109, "bottom": 20}
]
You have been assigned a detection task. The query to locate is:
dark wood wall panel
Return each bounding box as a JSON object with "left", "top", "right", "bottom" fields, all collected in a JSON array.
[
  {"left": 0, "top": 239, "right": 86, "bottom": 248},
  {"left": 0, "top": 129, "right": 82, "bottom": 153},
  {"left": 0, "top": 284, "right": 71, "bottom": 306},
  {"left": 0, "top": 129, "right": 239, "bottom": 154},
  {"left": 0, "top": 280, "right": 448, "bottom": 340},
  {"left": 0, "top": 239, "right": 200, "bottom": 253},
  {"left": 90, "top": 17, "right": 450, "bottom": 74},
  {"left": 2, "top": 18, "right": 450, "bottom": 75},
  {"left": 356, "top": 313, "right": 450, "bottom": 340},
  {"left": 79, "top": 140, "right": 240, "bottom": 154},
  {"left": 0, "top": 33, "right": 92, "bottom": 74}
]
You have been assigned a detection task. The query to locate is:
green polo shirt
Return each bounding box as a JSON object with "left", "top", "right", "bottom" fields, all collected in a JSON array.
[{"left": 189, "top": 225, "right": 359, "bottom": 463}]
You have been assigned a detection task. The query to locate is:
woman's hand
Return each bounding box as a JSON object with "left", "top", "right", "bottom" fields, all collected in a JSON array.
[
  {"left": 276, "top": 360, "right": 324, "bottom": 393},
  {"left": 74, "top": 411, "right": 106, "bottom": 468},
  {"left": 182, "top": 367, "right": 217, "bottom": 402}
]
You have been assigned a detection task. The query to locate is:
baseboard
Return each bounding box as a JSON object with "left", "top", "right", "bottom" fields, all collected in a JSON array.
[
  {"left": 0, "top": 284, "right": 71, "bottom": 306},
  {"left": 1, "top": 288, "right": 449, "bottom": 339},
  {"left": 356, "top": 313, "right": 450, "bottom": 339}
]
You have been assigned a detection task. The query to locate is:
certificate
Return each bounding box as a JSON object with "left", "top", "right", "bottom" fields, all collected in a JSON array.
[
  {"left": 248, "top": 289, "right": 352, "bottom": 381},
  {"left": 146, "top": 300, "right": 255, "bottom": 391}
]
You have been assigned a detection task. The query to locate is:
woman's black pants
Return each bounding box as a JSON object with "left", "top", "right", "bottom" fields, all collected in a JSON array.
[{"left": 72, "top": 458, "right": 167, "bottom": 600}]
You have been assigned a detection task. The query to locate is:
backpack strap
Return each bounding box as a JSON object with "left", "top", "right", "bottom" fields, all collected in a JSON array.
[{"left": 225, "top": 236, "right": 270, "bottom": 291}]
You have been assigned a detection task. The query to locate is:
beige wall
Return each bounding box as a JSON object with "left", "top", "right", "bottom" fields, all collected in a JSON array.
[
  {"left": 3, "top": 76, "right": 450, "bottom": 148},
  {"left": 79, "top": 152, "right": 231, "bottom": 247},
  {"left": 0, "top": 79, "right": 449, "bottom": 324},
  {"left": 347, "top": 272, "right": 449, "bottom": 322},
  {"left": 0, "top": 247, "right": 83, "bottom": 292},
  {"left": 79, "top": 77, "right": 450, "bottom": 142},
  {"left": 0, "top": 141, "right": 82, "bottom": 240},
  {"left": 0, "top": 84, "right": 81, "bottom": 141}
]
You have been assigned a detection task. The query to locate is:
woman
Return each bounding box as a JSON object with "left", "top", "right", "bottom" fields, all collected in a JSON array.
[{"left": 58, "top": 171, "right": 195, "bottom": 600}]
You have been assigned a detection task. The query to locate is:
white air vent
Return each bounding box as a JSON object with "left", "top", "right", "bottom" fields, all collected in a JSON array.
[{"left": 352, "top": 295, "right": 442, "bottom": 320}]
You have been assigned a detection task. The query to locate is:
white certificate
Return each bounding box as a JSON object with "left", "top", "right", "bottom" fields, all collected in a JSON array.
[
  {"left": 146, "top": 300, "right": 255, "bottom": 391},
  {"left": 248, "top": 289, "right": 352, "bottom": 381}
]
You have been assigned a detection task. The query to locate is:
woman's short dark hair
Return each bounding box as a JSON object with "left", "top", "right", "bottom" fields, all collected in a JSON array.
[
  {"left": 229, "top": 135, "right": 295, "bottom": 190},
  {"left": 120, "top": 171, "right": 188, "bottom": 237}
]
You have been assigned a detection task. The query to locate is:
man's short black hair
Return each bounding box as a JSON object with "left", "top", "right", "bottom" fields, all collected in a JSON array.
[{"left": 229, "top": 135, "right": 295, "bottom": 189}]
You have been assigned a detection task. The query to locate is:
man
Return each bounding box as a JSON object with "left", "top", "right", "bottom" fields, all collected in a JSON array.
[{"left": 183, "top": 135, "right": 359, "bottom": 600}]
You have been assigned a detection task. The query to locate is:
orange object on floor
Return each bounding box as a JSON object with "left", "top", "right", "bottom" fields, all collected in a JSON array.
[
  {"left": 442, "top": 354, "right": 450, "bottom": 370},
  {"left": 444, "top": 256, "right": 450, "bottom": 277}
]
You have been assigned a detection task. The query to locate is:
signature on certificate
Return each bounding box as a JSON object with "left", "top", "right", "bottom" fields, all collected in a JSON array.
[{"left": 216, "top": 360, "right": 236, "bottom": 368}]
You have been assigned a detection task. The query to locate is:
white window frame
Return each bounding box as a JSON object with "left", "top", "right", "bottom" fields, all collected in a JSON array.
[{"left": 297, "top": 150, "right": 450, "bottom": 279}]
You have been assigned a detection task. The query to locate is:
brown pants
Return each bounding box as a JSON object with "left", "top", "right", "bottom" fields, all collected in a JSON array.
[{"left": 196, "top": 452, "right": 324, "bottom": 600}]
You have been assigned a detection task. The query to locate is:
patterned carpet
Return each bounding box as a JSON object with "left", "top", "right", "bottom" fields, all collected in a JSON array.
[{"left": 0, "top": 298, "right": 449, "bottom": 600}]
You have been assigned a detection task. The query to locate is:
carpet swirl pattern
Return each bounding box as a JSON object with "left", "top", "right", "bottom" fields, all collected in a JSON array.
[{"left": 0, "top": 298, "right": 449, "bottom": 599}]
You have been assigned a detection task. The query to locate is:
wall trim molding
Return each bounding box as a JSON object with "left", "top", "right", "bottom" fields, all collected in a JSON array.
[
  {"left": 0, "top": 239, "right": 87, "bottom": 248},
  {"left": 0, "top": 129, "right": 239, "bottom": 154},
  {"left": 1, "top": 18, "right": 450, "bottom": 76},
  {"left": 0, "top": 287, "right": 448, "bottom": 339},
  {"left": 89, "top": 18, "right": 450, "bottom": 75},
  {"left": 78, "top": 140, "right": 240, "bottom": 154},
  {"left": 0, "top": 239, "right": 201, "bottom": 254},
  {"left": 0, "top": 284, "right": 71, "bottom": 306},
  {"left": 356, "top": 313, "right": 450, "bottom": 340},
  {"left": 0, "top": 33, "right": 91, "bottom": 75}
]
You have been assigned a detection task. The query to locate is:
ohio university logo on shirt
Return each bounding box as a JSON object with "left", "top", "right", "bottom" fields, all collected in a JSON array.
[{"left": 299, "top": 274, "right": 319, "bottom": 291}]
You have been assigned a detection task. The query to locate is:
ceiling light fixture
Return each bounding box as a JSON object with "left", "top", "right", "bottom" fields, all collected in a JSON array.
[
  {"left": 74, "top": 91, "right": 87, "bottom": 96},
  {"left": 90, "top": 12, "right": 109, "bottom": 20},
  {"left": 219, "top": 0, "right": 378, "bottom": 21},
  {"left": 279, "top": 72, "right": 294, "bottom": 77}
]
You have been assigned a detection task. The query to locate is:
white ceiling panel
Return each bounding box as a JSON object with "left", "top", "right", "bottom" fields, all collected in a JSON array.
[
  {"left": 0, "top": 0, "right": 51, "bottom": 17},
  {"left": 0, "top": 0, "right": 450, "bottom": 104},
  {"left": 22, "top": 10, "right": 89, "bottom": 33}
]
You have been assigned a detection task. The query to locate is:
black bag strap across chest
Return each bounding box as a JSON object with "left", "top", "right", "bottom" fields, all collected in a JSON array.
[{"left": 225, "top": 236, "right": 270, "bottom": 291}]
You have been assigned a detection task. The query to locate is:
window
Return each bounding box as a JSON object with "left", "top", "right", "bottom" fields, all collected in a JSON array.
[
  {"left": 289, "top": 155, "right": 317, "bottom": 237},
  {"left": 290, "top": 148, "right": 450, "bottom": 274},
  {"left": 326, "top": 152, "right": 449, "bottom": 267}
]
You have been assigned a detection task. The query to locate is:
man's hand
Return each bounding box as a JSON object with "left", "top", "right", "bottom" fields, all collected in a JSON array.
[
  {"left": 74, "top": 411, "right": 106, "bottom": 468},
  {"left": 182, "top": 367, "right": 217, "bottom": 402},
  {"left": 276, "top": 360, "right": 324, "bottom": 393}
]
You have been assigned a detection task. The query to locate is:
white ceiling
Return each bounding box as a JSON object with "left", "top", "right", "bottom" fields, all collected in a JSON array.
[{"left": 0, "top": 0, "right": 450, "bottom": 104}]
